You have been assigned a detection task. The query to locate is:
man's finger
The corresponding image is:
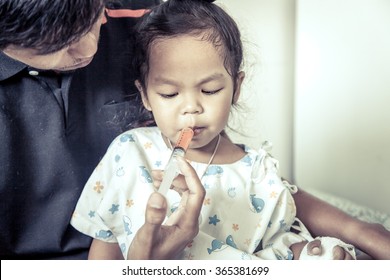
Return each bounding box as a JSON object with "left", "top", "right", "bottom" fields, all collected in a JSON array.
[
  {"left": 151, "top": 170, "right": 163, "bottom": 189},
  {"left": 165, "top": 191, "right": 189, "bottom": 226},
  {"left": 175, "top": 156, "right": 205, "bottom": 228},
  {"left": 170, "top": 174, "right": 189, "bottom": 195},
  {"left": 128, "top": 192, "right": 167, "bottom": 259},
  {"left": 145, "top": 191, "right": 167, "bottom": 225},
  {"left": 152, "top": 169, "right": 189, "bottom": 195}
]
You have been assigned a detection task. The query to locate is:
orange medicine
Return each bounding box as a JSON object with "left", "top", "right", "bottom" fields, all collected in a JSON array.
[
  {"left": 174, "top": 127, "right": 194, "bottom": 151},
  {"left": 158, "top": 128, "right": 194, "bottom": 196}
]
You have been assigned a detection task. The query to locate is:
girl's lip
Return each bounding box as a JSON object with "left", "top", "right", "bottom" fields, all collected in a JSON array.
[{"left": 191, "top": 127, "right": 204, "bottom": 136}]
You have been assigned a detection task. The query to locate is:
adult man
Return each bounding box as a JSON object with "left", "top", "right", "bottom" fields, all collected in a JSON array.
[{"left": 0, "top": 0, "right": 186, "bottom": 259}]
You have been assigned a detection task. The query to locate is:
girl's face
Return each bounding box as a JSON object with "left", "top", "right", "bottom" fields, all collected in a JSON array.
[{"left": 139, "top": 35, "right": 243, "bottom": 151}]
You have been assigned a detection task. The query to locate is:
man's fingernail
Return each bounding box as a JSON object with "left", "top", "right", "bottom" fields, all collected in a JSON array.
[{"left": 149, "top": 192, "right": 165, "bottom": 209}]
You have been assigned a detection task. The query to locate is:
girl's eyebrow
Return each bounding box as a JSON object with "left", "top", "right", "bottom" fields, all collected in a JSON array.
[
  {"left": 153, "top": 73, "right": 225, "bottom": 86},
  {"left": 152, "top": 76, "right": 178, "bottom": 86},
  {"left": 196, "top": 73, "right": 225, "bottom": 86}
]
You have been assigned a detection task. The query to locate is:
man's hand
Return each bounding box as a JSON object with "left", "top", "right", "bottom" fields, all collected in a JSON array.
[{"left": 127, "top": 156, "right": 205, "bottom": 259}]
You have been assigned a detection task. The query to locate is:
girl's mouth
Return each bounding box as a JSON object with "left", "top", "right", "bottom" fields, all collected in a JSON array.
[{"left": 192, "top": 127, "right": 205, "bottom": 136}]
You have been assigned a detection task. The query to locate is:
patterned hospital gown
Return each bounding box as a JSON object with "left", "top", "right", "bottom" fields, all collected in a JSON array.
[{"left": 71, "top": 126, "right": 309, "bottom": 260}]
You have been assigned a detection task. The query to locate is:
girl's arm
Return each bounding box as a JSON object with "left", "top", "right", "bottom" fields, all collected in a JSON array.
[
  {"left": 88, "top": 239, "right": 124, "bottom": 260},
  {"left": 293, "top": 188, "right": 390, "bottom": 259}
]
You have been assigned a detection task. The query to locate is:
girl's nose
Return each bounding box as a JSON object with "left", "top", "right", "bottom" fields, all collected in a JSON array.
[{"left": 182, "top": 95, "right": 203, "bottom": 115}]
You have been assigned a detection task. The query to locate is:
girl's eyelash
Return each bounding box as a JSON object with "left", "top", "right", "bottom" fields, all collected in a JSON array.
[
  {"left": 159, "top": 93, "right": 178, "bottom": 98},
  {"left": 202, "top": 88, "right": 223, "bottom": 95},
  {"left": 158, "top": 88, "right": 223, "bottom": 98}
]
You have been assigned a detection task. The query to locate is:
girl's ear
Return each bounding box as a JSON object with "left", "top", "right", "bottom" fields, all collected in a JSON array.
[
  {"left": 135, "top": 80, "right": 152, "bottom": 111},
  {"left": 232, "top": 71, "right": 245, "bottom": 104}
]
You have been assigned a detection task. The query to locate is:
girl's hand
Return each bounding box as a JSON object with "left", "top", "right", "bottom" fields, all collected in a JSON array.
[{"left": 290, "top": 239, "right": 355, "bottom": 260}]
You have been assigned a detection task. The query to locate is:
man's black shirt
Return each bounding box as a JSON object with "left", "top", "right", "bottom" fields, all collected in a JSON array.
[{"left": 0, "top": 0, "right": 160, "bottom": 259}]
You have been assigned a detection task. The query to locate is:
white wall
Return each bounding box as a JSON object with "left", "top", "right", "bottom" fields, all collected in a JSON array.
[
  {"left": 219, "top": 0, "right": 390, "bottom": 214},
  {"left": 294, "top": 0, "right": 390, "bottom": 213},
  {"left": 220, "top": 0, "right": 296, "bottom": 179}
]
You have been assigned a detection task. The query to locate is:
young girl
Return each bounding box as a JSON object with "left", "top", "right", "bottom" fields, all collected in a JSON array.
[{"left": 70, "top": 0, "right": 380, "bottom": 260}]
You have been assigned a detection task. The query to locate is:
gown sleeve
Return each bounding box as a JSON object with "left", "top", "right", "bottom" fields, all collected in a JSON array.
[
  {"left": 250, "top": 147, "right": 308, "bottom": 260},
  {"left": 70, "top": 129, "right": 156, "bottom": 257}
]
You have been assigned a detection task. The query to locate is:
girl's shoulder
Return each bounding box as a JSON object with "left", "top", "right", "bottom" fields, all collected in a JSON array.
[
  {"left": 107, "top": 126, "right": 165, "bottom": 153},
  {"left": 214, "top": 136, "right": 276, "bottom": 166},
  {"left": 242, "top": 142, "right": 284, "bottom": 183},
  {"left": 115, "top": 126, "right": 160, "bottom": 140}
]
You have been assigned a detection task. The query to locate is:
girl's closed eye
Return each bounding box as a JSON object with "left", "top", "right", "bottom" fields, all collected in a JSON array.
[
  {"left": 202, "top": 88, "right": 224, "bottom": 95},
  {"left": 158, "top": 92, "right": 178, "bottom": 98}
]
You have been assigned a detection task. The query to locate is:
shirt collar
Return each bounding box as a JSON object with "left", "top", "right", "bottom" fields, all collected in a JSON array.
[{"left": 0, "top": 51, "right": 28, "bottom": 81}]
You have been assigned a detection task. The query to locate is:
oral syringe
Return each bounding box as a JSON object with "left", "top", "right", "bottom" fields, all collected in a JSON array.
[{"left": 158, "top": 128, "right": 194, "bottom": 196}]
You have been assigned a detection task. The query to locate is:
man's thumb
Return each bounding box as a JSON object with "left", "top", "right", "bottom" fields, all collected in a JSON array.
[{"left": 145, "top": 192, "right": 167, "bottom": 226}]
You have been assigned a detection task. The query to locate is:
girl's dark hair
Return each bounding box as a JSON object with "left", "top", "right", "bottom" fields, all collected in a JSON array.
[
  {"left": 133, "top": 0, "right": 243, "bottom": 90},
  {"left": 0, "top": 0, "right": 107, "bottom": 54}
]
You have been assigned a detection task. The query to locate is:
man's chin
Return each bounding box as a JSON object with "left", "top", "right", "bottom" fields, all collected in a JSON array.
[{"left": 56, "top": 57, "right": 94, "bottom": 72}]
